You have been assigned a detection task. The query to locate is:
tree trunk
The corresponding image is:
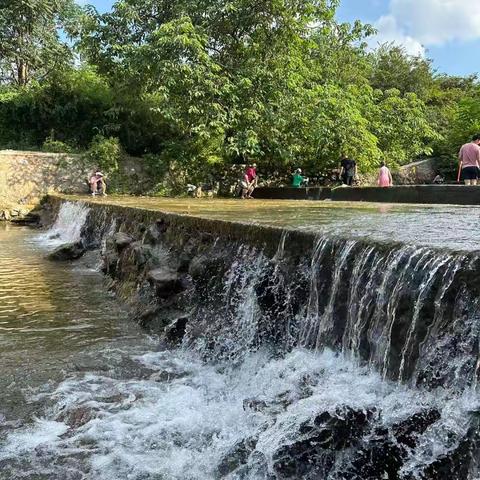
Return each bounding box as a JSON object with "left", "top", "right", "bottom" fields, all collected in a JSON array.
[{"left": 17, "top": 60, "right": 28, "bottom": 86}]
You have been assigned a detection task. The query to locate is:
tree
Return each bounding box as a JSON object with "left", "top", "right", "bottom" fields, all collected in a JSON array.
[
  {"left": 0, "top": 0, "right": 79, "bottom": 85},
  {"left": 370, "top": 44, "right": 435, "bottom": 101}
]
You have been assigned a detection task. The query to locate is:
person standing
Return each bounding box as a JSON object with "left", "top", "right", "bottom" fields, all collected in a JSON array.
[
  {"left": 378, "top": 162, "right": 393, "bottom": 187},
  {"left": 458, "top": 135, "right": 480, "bottom": 185},
  {"left": 339, "top": 157, "right": 357, "bottom": 186}
]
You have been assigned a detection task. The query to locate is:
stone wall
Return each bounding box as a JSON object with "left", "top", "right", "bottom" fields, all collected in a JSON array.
[{"left": 0, "top": 150, "right": 91, "bottom": 219}]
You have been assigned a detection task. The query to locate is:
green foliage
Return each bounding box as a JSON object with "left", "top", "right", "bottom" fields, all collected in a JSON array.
[
  {"left": 0, "top": 0, "right": 80, "bottom": 85},
  {"left": 0, "top": 0, "right": 478, "bottom": 186},
  {"left": 84, "top": 135, "right": 121, "bottom": 173},
  {"left": 0, "top": 68, "right": 114, "bottom": 148},
  {"left": 42, "top": 134, "right": 73, "bottom": 154}
]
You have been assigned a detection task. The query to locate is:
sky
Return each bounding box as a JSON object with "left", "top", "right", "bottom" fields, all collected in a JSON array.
[{"left": 84, "top": 0, "right": 480, "bottom": 77}]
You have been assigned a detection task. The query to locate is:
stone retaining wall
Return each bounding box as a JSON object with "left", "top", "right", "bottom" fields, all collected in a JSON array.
[{"left": 0, "top": 150, "right": 90, "bottom": 219}]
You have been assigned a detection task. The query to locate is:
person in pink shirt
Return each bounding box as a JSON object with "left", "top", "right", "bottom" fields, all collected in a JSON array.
[
  {"left": 89, "top": 171, "right": 107, "bottom": 196},
  {"left": 378, "top": 162, "right": 393, "bottom": 187},
  {"left": 458, "top": 134, "right": 480, "bottom": 185}
]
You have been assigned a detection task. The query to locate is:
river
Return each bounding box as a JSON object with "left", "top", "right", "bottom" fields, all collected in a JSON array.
[{"left": 1, "top": 202, "right": 480, "bottom": 479}]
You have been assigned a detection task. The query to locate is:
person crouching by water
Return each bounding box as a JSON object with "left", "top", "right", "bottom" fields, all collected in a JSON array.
[
  {"left": 89, "top": 171, "right": 107, "bottom": 196},
  {"left": 339, "top": 156, "right": 357, "bottom": 186},
  {"left": 241, "top": 163, "right": 257, "bottom": 199},
  {"left": 458, "top": 134, "right": 480, "bottom": 185},
  {"left": 378, "top": 162, "right": 393, "bottom": 187},
  {"left": 292, "top": 168, "right": 306, "bottom": 188}
]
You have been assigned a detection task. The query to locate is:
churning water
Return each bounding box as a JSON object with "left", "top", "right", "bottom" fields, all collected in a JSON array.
[{"left": 1, "top": 202, "right": 480, "bottom": 479}]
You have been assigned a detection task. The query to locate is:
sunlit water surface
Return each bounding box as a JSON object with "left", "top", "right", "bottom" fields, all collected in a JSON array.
[
  {"left": 64, "top": 195, "right": 480, "bottom": 251},
  {"left": 1, "top": 201, "right": 480, "bottom": 479}
]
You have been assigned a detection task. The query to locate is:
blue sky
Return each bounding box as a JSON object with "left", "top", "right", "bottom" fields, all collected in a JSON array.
[{"left": 85, "top": 0, "right": 480, "bottom": 77}]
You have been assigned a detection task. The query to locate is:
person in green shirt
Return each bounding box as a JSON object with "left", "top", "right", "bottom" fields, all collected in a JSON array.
[{"left": 292, "top": 168, "right": 304, "bottom": 188}]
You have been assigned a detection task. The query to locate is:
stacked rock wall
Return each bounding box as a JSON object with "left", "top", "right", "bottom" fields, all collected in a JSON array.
[{"left": 0, "top": 150, "right": 90, "bottom": 220}]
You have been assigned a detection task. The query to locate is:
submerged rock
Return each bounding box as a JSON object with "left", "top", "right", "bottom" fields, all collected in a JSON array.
[
  {"left": 48, "top": 242, "right": 85, "bottom": 261},
  {"left": 57, "top": 407, "right": 93, "bottom": 430},
  {"left": 216, "top": 436, "right": 258, "bottom": 477}
]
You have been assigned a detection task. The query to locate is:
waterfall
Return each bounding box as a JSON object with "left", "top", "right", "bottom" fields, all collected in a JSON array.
[
  {"left": 4, "top": 199, "right": 479, "bottom": 480},
  {"left": 38, "top": 201, "right": 90, "bottom": 246}
]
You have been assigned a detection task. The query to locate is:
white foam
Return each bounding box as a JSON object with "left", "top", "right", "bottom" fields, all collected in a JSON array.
[
  {"left": 37, "top": 201, "right": 90, "bottom": 247},
  {"left": 1, "top": 348, "right": 476, "bottom": 479}
]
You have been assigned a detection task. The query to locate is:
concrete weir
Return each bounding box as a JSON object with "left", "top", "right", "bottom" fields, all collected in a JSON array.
[
  {"left": 43, "top": 195, "right": 480, "bottom": 387},
  {"left": 331, "top": 184, "right": 480, "bottom": 205}
]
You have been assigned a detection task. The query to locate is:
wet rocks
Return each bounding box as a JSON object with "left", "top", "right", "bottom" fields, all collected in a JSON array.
[
  {"left": 48, "top": 242, "right": 86, "bottom": 261},
  {"left": 144, "top": 220, "right": 167, "bottom": 245},
  {"left": 147, "top": 268, "right": 185, "bottom": 298},
  {"left": 340, "top": 408, "right": 441, "bottom": 480},
  {"left": 57, "top": 407, "right": 93, "bottom": 429},
  {"left": 243, "top": 398, "right": 268, "bottom": 413},
  {"left": 113, "top": 232, "right": 134, "bottom": 251},
  {"left": 273, "top": 406, "right": 374, "bottom": 479},
  {"left": 216, "top": 436, "right": 258, "bottom": 477},
  {"left": 164, "top": 316, "right": 189, "bottom": 344}
]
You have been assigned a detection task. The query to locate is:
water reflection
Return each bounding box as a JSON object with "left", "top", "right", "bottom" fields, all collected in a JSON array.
[{"left": 0, "top": 224, "right": 150, "bottom": 426}]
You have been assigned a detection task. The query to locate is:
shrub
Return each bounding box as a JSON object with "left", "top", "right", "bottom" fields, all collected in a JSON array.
[
  {"left": 42, "top": 135, "right": 73, "bottom": 153},
  {"left": 84, "top": 135, "right": 121, "bottom": 173}
]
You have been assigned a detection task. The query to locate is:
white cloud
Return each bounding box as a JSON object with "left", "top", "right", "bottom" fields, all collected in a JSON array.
[
  {"left": 369, "top": 14, "right": 425, "bottom": 56},
  {"left": 369, "top": 0, "right": 480, "bottom": 55}
]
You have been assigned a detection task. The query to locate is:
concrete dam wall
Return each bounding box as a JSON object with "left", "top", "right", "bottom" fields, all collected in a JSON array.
[
  {"left": 33, "top": 195, "right": 480, "bottom": 478},
  {"left": 43, "top": 195, "right": 480, "bottom": 388}
]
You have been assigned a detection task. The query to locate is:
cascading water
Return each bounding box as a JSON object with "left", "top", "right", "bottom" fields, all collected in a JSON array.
[
  {"left": 38, "top": 202, "right": 90, "bottom": 246},
  {"left": 2, "top": 199, "right": 480, "bottom": 480}
]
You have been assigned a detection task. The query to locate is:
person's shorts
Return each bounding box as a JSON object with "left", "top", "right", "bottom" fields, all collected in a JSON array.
[{"left": 462, "top": 166, "right": 479, "bottom": 180}]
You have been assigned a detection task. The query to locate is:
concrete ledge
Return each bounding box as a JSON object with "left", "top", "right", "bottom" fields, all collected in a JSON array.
[
  {"left": 331, "top": 185, "right": 480, "bottom": 205},
  {"left": 254, "top": 187, "right": 331, "bottom": 200}
]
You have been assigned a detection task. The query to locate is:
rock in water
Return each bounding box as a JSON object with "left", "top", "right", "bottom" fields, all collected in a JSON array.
[
  {"left": 113, "top": 232, "right": 134, "bottom": 251},
  {"left": 48, "top": 242, "right": 86, "bottom": 261},
  {"left": 273, "top": 406, "right": 374, "bottom": 478},
  {"left": 147, "top": 268, "right": 185, "bottom": 298}
]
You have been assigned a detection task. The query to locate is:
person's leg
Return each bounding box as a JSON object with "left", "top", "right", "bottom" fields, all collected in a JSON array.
[
  {"left": 465, "top": 179, "right": 472, "bottom": 185},
  {"left": 100, "top": 179, "right": 107, "bottom": 195},
  {"left": 90, "top": 181, "right": 97, "bottom": 195}
]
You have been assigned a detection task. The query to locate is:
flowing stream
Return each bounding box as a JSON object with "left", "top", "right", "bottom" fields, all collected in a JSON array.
[{"left": 1, "top": 202, "right": 480, "bottom": 479}]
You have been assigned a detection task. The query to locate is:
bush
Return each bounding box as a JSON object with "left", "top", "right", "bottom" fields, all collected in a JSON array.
[
  {"left": 84, "top": 135, "right": 121, "bottom": 173},
  {"left": 42, "top": 135, "right": 73, "bottom": 154}
]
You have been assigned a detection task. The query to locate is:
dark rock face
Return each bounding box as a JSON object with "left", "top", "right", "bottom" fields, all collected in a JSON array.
[
  {"left": 147, "top": 268, "right": 185, "bottom": 299},
  {"left": 273, "top": 406, "right": 374, "bottom": 479},
  {"left": 48, "top": 242, "right": 85, "bottom": 261},
  {"left": 164, "top": 316, "right": 189, "bottom": 344},
  {"left": 113, "top": 232, "right": 134, "bottom": 251}
]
